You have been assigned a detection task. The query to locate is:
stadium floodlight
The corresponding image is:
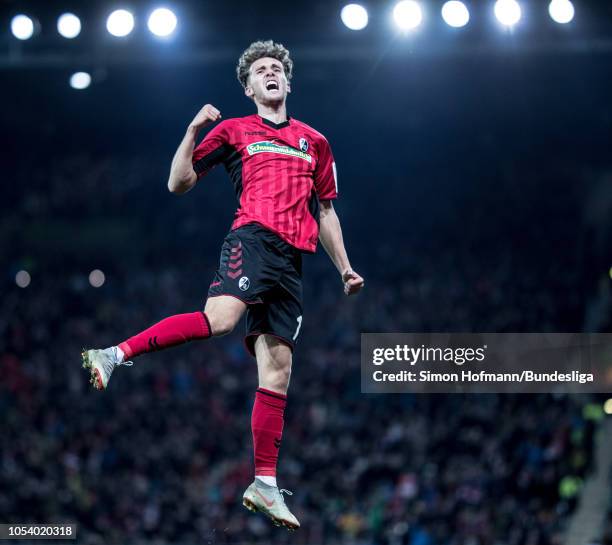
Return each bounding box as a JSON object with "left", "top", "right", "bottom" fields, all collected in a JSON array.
[
  {"left": 147, "top": 7, "right": 177, "bottom": 37},
  {"left": 341, "top": 4, "right": 369, "bottom": 30},
  {"left": 57, "top": 13, "right": 81, "bottom": 39},
  {"left": 441, "top": 1, "right": 470, "bottom": 28},
  {"left": 11, "top": 14, "right": 35, "bottom": 40},
  {"left": 393, "top": 0, "right": 423, "bottom": 31},
  {"left": 494, "top": 0, "right": 522, "bottom": 27},
  {"left": 15, "top": 270, "right": 31, "bottom": 288},
  {"left": 106, "top": 9, "right": 135, "bottom": 37},
  {"left": 548, "top": 0, "right": 574, "bottom": 24},
  {"left": 70, "top": 72, "right": 91, "bottom": 90},
  {"left": 89, "top": 269, "right": 106, "bottom": 288}
]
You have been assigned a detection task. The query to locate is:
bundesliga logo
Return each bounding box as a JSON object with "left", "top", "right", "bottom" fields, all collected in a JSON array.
[{"left": 239, "top": 276, "right": 250, "bottom": 291}]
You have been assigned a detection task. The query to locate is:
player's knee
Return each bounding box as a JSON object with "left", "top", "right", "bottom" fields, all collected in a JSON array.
[
  {"left": 207, "top": 313, "right": 238, "bottom": 337},
  {"left": 204, "top": 296, "right": 246, "bottom": 337},
  {"left": 267, "top": 363, "right": 292, "bottom": 391}
]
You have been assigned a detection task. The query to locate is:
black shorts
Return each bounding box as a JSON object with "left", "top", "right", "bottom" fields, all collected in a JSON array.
[{"left": 208, "top": 223, "right": 303, "bottom": 357}]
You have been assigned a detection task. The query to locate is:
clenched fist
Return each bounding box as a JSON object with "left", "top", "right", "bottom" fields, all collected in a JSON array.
[
  {"left": 342, "top": 268, "right": 365, "bottom": 296},
  {"left": 189, "top": 104, "right": 222, "bottom": 131}
]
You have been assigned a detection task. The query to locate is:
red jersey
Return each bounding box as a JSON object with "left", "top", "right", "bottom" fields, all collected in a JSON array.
[{"left": 192, "top": 114, "right": 338, "bottom": 253}]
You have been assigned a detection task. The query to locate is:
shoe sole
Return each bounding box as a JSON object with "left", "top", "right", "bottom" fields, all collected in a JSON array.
[
  {"left": 81, "top": 350, "right": 105, "bottom": 390},
  {"left": 242, "top": 498, "right": 299, "bottom": 531}
]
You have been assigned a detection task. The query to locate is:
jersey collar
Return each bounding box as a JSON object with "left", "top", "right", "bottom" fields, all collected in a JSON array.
[{"left": 258, "top": 114, "right": 291, "bottom": 130}]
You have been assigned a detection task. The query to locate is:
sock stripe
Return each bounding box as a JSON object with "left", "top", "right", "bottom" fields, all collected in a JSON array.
[
  {"left": 256, "top": 388, "right": 287, "bottom": 401},
  {"left": 200, "top": 311, "right": 212, "bottom": 336}
]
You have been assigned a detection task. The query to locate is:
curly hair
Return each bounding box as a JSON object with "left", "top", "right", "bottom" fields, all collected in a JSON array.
[{"left": 236, "top": 40, "right": 293, "bottom": 89}]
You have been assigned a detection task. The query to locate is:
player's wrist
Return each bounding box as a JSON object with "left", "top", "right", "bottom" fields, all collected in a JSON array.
[{"left": 187, "top": 123, "right": 202, "bottom": 135}]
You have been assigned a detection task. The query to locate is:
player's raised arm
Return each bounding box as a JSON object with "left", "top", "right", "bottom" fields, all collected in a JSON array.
[{"left": 167, "top": 104, "right": 222, "bottom": 195}]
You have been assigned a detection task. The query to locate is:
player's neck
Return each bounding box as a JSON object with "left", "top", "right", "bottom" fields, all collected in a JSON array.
[{"left": 256, "top": 102, "right": 288, "bottom": 125}]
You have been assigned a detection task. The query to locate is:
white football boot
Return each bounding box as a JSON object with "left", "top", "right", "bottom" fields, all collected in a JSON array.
[
  {"left": 81, "top": 347, "right": 133, "bottom": 390},
  {"left": 242, "top": 480, "right": 300, "bottom": 530}
]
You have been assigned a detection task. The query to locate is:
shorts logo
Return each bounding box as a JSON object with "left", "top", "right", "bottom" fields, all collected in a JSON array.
[
  {"left": 299, "top": 137, "right": 309, "bottom": 152},
  {"left": 247, "top": 141, "right": 312, "bottom": 163},
  {"left": 239, "top": 276, "right": 250, "bottom": 291}
]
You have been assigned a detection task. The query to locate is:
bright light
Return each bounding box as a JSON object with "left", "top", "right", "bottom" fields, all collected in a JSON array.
[
  {"left": 70, "top": 72, "right": 91, "bottom": 90},
  {"left": 147, "top": 7, "right": 177, "bottom": 37},
  {"left": 15, "top": 270, "right": 31, "bottom": 288},
  {"left": 89, "top": 269, "right": 106, "bottom": 288},
  {"left": 441, "top": 1, "right": 470, "bottom": 28},
  {"left": 549, "top": 0, "right": 574, "bottom": 24},
  {"left": 11, "top": 15, "right": 34, "bottom": 40},
  {"left": 341, "top": 4, "right": 369, "bottom": 30},
  {"left": 393, "top": 0, "right": 423, "bottom": 31},
  {"left": 106, "top": 9, "right": 135, "bottom": 37},
  {"left": 604, "top": 399, "right": 612, "bottom": 415},
  {"left": 57, "top": 13, "right": 81, "bottom": 38},
  {"left": 494, "top": 0, "right": 522, "bottom": 27}
]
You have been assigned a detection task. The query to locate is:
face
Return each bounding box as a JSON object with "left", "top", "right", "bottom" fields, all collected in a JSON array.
[{"left": 245, "top": 56, "right": 291, "bottom": 105}]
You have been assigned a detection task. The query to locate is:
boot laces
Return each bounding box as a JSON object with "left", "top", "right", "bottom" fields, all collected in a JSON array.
[{"left": 112, "top": 346, "right": 133, "bottom": 367}]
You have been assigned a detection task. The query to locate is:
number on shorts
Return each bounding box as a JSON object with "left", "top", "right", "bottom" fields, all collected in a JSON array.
[{"left": 292, "top": 315, "right": 303, "bottom": 341}]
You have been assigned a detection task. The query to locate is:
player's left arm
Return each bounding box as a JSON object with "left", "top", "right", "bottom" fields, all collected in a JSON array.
[
  {"left": 318, "top": 200, "right": 365, "bottom": 296},
  {"left": 313, "top": 135, "right": 364, "bottom": 295}
]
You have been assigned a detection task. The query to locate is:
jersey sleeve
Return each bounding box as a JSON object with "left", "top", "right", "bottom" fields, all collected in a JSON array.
[
  {"left": 192, "top": 120, "right": 232, "bottom": 179},
  {"left": 313, "top": 137, "right": 338, "bottom": 200}
]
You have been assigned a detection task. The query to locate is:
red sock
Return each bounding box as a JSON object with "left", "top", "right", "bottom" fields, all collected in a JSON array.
[
  {"left": 118, "top": 311, "right": 211, "bottom": 359},
  {"left": 251, "top": 388, "right": 287, "bottom": 477}
]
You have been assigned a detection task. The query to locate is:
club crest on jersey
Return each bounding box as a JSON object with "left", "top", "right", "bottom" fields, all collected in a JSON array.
[
  {"left": 246, "top": 141, "right": 312, "bottom": 163},
  {"left": 299, "top": 137, "right": 309, "bottom": 152},
  {"left": 239, "top": 276, "right": 250, "bottom": 291}
]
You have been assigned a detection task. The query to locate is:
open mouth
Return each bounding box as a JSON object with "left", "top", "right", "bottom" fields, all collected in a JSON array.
[{"left": 265, "top": 80, "right": 279, "bottom": 91}]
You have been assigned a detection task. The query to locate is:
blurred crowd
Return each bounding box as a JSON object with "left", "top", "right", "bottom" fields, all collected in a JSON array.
[
  {"left": 1, "top": 264, "right": 601, "bottom": 545},
  {"left": 2, "top": 140, "right": 611, "bottom": 545}
]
